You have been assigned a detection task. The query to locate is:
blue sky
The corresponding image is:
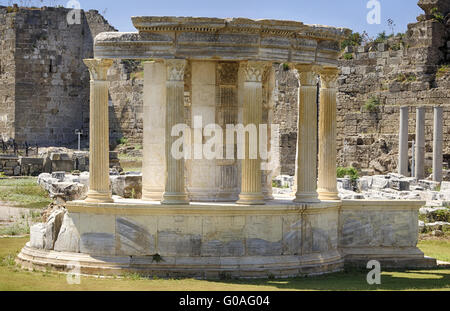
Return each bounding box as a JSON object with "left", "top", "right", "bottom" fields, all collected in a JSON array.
[{"left": 2, "top": 0, "right": 423, "bottom": 38}]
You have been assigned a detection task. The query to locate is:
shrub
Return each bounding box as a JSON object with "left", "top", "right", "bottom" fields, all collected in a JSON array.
[
  {"left": 431, "top": 7, "right": 444, "bottom": 23},
  {"left": 341, "top": 32, "right": 363, "bottom": 50},
  {"left": 396, "top": 73, "right": 417, "bottom": 83},
  {"left": 343, "top": 53, "right": 353, "bottom": 60},
  {"left": 374, "top": 31, "right": 388, "bottom": 43},
  {"left": 436, "top": 64, "right": 450, "bottom": 79},
  {"left": 337, "top": 167, "right": 359, "bottom": 181},
  {"left": 282, "top": 63, "right": 290, "bottom": 71},
  {"left": 395, "top": 73, "right": 406, "bottom": 82},
  {"left": 390, "top": 43, "right": 401, "bottom": 51},
  {"left": 363, "top": 96, "right": 380, "bottom": 112},
  {"left": 434, "top": 209, "right": 450, "bottom": 222},
  {"left": 407, "top": 74, "right": 417, "bottom": 82},
  {"left": 117, "top": 137, "right": 129, "bottom": 145}
]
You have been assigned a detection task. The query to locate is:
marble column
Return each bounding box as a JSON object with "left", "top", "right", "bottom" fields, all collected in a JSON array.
[
  {"left": 433, "top": 107, "right": 443, "bottom": 182},
  {"left": 398, "top": 106, "right": 409, "bottom": 176},
  {"left": 83, "top": 58, "right": 114, "bottom": 204},
  {"left": 162, "top": 59, "right": 190, "bottom": 205},
  {"left": 237, "top": 61, "right": 269, "bottom": 205},
  {"left": 318, "top": 67, "right": 340, "bottom": 201},
  {"left": 188, "top": 60, "right": 218, "bottom": 201},
  {"left": 415, "top": 107, "right": 426, "bottom": 180},
  {"left": 142, "top": 60, "right": 166, "bottom": 201},
  {"left": 294, "top": 64, "right": 320, "bottom": 203}
]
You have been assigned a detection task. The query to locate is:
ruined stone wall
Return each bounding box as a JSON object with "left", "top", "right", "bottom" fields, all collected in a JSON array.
[
  {"left": 0, "top": 8, "right": 17, "bottom": 141},
  {"left": 108, "top": 60, "right": 144, "bottom": 146},
  {"left": 0, "top": 7, "right": 115, "bottom": 146},
  {"left": 273, "top": 3, "right": 450, "bottom": 176},
  {"left": 272, "top": 65, "right": 300, "bottom": 176},
  {"left": 337, "top": 14, "right": 450, "bottom": 175}
]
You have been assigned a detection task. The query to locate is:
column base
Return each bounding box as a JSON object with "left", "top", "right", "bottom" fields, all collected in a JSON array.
[
  {"left": 318, "top": 191, "right": 340, "bottom": 201},
  {"left": 237, "top": 193, "right": 266, "bottom": 205},
  {"left": 162, "top": 192, "right": 190, "bottom": 205},
  {"left": 294, "top": 192, "right": 320, "bottom": 203},
  {"left": 85, "top": 191, "right": 114, "bottom": 204},
  {"left": 142, "top": 189, "right": 164, "bottom": 201}
]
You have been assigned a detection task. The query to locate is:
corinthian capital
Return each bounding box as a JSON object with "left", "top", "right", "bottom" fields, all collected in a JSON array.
[
  {"left": 241, "top": 61, "right": 271, "bottom": 83},
  {"left": 319, "top": 67, "right": 339, "bottom": 89},
  {"left": 165, "top": 59, "right": 187, "bottom": 82},
  {"left": 295, "top": 64, "right": 320, "bottom": 86},
  {"left": 83, "top": 58, "right": 114, "bottom": 81}
]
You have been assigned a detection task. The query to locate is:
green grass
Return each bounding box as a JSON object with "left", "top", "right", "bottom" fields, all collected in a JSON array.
[
  {"left": 0, "top": 223, "right": 30, "bottom": 237},
  {"left": 0, "top": 238, "right": 449, "bottom": 291},
  {"left": 0, "top": 178, "right": 52, "bottom": 209},
  {"left": 418, "top": 239, "right": 450, "bottom": 263},
  {"left": 119, "top": 154, "right": 142, "bottom": 173}
]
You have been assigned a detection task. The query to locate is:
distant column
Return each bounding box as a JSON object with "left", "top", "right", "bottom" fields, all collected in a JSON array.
[
  {"left": 433, "top": 107, "right": 443, "bottom": 183},
  {"left": 398, "top": 106, "right": 409, "bottom": 176},
  {"left": 83, "top": 58, "right": 114, "bottom": 204},
  {"left": 415, "top": 107, "right": 426, "bottom": 180}
]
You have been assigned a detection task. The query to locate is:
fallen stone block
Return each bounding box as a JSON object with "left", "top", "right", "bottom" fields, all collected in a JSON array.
[
  {"left": 419, "top": 180, "right": 440, "bottom": 191},
  {"left": 51, "top": 160, "right": 74, "bottom": 173},
  {"left": 52, "top": 171, "right": 65, "bottom": 182},
  {"left": 111, "top": 174, "right": 142, "bottom": 199},
  {"left": 30, "top": 224, "right": 46, "bottom": 249},
  {"left": 390, "top": 179, "right": 410, "bottom": 191},
  {"left": 49, "top": 182, "right": 88, "bottom": 202},
  {"left": 357, "top": 177, "right": 372, "bottom": 192},
  {"left": 371, "top": 175, "right": 390, "bottom": 190},
  {"left": 441, "top": 181, "right": 450, "bottom": 192},
  {"left": 337, "top": 178, "right": 353, "bottom": 191},
  {"left": 30, "top": 210, "right": 65, "bottom": 251},
  {"left": 54, "top": 213, "right": 80, "bottom": 253},
  {"left": 79, "top": 172, "right": 89, "bottom": 187}
]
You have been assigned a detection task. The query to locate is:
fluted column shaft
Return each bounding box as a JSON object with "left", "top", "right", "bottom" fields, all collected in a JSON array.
[
  {"left": 318, "top": 67, "right": 340, "bottom": 201},
  {"left": 237, "top": 61, "right": 269, "bottom": 205},
  {"left": 398, "top": 106, "right": 409, "bottom": 176},
  {"left": 415, "top": 107, "right": 426, "bottom": 180},
  {"left": 433, "top": 107, "right": 443, "bottom": 182},
  {"left": 162, "top": 59, "right": 190, "bottom": 205},
  {"left": 294, "top": 65, "right": 320, "bottom": 203},
  {"left": 83, "top": 59, "right": 114, "bottom": 204}
]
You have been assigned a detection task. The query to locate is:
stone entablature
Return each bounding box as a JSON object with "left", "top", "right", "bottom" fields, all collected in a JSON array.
[{"left": 94, "top": 16, "right": 350, "bottom": 68}]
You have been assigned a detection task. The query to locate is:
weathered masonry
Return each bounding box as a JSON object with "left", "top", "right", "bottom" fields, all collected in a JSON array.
[
  {"left": 0, "top": 6, "right": 115, "bottom": 145},
  {"left": 18, "top": 17, "right": 436, "bottom": 278}
]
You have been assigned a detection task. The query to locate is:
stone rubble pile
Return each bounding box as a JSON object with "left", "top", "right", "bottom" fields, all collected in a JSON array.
[
  {"left": 272, "top": 173, "right": 450, "bottom": 236},
  {"left": 336, "top": 173, "right": 449, "bottom": 204},
  {"left": 37, "top": 171, "right": 143, "bottom": 202}
]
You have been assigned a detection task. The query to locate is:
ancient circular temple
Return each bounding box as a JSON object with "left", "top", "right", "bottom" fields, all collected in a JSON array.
[{"left": 17, "top": 17, "right": 436, "bottom": 278}]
